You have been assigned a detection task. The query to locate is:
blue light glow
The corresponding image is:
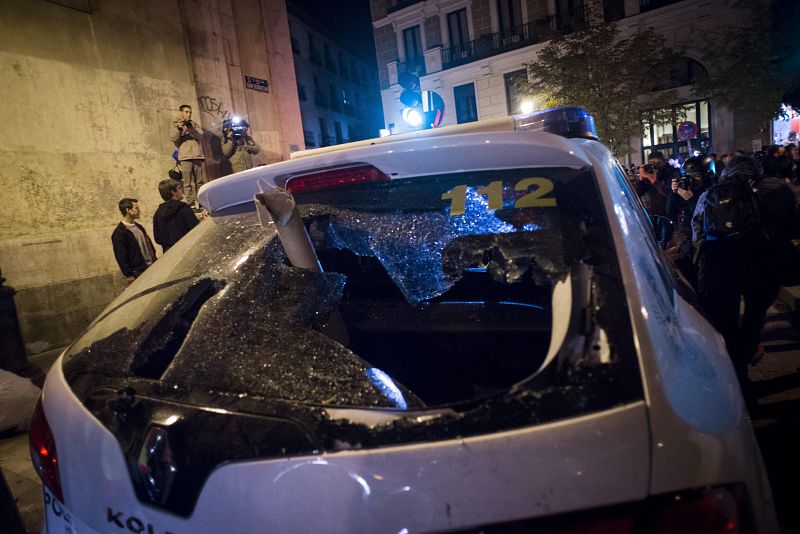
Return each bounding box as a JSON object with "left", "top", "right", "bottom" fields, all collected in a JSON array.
[
  {"left": 438, "top": 300, "right": 544, "bottom": 310},
  {"left": 364, "top": 368, "right": 408, "bottom": 409},
  {"left": 513, "top": 106, "right": 598, "bottom": 139},
  {"left": 499, "top": 301, "right": 544, "bottom": 310}
]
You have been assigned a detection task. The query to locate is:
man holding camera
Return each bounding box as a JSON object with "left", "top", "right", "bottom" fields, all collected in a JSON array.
[
  {"left": 170, "top": 104, "right": 206, "bottom": 206},
  {"left": 665, "top": 156, "right": 713, "bottom": 287},
  {"left": 221, "top": 117, "right": 260, "bottom": 175},
  {"left": 634, "top": 151, "right": 679, "bottom": 246},
  {"left": 668, "top": 156, "right": 713, "bottom": 229},
  {"left": 634, "top": 151, "right": 678, "bottom": 218}
]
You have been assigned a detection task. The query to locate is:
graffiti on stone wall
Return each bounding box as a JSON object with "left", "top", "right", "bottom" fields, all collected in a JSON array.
[
  {"left": 197, "top": 96, "right": 230, "bottom": 180},
  {"left": 198, "top": 96, "right": 232, "bottom": 124}
]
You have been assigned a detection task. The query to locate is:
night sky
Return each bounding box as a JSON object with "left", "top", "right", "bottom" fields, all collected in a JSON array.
[{"left": 289, "top": 0, "right": 376, "bottom": 63}]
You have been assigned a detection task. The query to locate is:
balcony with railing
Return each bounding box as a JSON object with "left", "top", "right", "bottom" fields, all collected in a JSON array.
[
  {"left": 442, "top": 22, "right": 547, "bottom": 70},
  {"left": 339, "top": 63, "right": 350, "bottom": 81},
  {"left": 388, "top": 0, "right": 423, "bottom": 14},
  {"left": 441, "top": 11, "right": 590, "bottom": 71},
  {"left": 398, "top": 55, "right": 426, "bottom": 77}
]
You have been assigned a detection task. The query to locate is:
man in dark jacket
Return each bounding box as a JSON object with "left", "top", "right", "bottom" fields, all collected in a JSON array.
[
  {"left": 112, "top": 198, "right": 157, "bottom": 285},
  {"left": 153, "top": 179, "right": 200, "bottom": 253},
  {"left": 634, "top": 150, "right": 677, "bottom": 218},
  {"left": 665, "top": 156, "right": 713, "bottom": 288},
  {"left": 633, "top": 151, "right": 679, "bottom": 246},
  {"left": 690, "top": 156, "right": 782, "bottom": 405}
]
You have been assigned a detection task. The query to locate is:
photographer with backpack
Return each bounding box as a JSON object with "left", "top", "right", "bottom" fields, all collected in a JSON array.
[{"left": 691, "top": 156, "right": 797, "bottom": 406}]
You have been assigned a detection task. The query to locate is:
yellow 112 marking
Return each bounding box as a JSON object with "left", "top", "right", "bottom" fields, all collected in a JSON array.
[{"left": 441, "top": 178, "right": 556, "bottom": 216}]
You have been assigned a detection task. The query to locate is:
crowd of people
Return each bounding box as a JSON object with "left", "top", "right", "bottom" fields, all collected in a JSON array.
[
  {"left": 631, "top": 144, "right": 800, "bottom": 406},
  {"left": 111, "top": 104, "right": 261, "bottom": 285}
]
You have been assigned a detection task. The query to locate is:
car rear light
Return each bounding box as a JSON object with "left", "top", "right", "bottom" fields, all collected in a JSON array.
[
  {"left": 550, "top": 486, "right": 745, "bottom": 534},
  {"left": 285, "top": 164, "right": 390, "bottom": 194},
  {"left": 648, "top": 486, "right": 742, "bottom": 533},
  {"left": 29, "top": 398, "right": 63, "bottom": 501},
  {"left": 481, "top": 486, "right": 747, "bottom": 533}
]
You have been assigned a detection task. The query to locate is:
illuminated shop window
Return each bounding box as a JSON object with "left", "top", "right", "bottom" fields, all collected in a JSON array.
[
  {"left": 641, "top": 100, "right": 712, "bottom": 164},
  {"left": 772, "top": 105, "right": 800, "bottom": 146}
]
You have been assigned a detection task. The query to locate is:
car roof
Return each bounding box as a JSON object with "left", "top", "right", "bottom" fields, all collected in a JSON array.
[{"left": 198, "top": 107, "right": 605, "bottom": 214}]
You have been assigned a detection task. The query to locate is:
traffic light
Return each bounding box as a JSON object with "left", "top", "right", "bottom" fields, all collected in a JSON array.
[
  {"left": 422, "top": 90, "right": 444, "bottom": 128},
  {"left": 399, "top": 72, "right": 421, "bottom": 108},
  {"left": 398, "top": 72, "right": 445, "bottom": 129}
]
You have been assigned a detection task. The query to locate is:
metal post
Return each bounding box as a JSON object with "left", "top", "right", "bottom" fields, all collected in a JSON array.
[{"left": 0, "top": 269, "right": 44, "bottom": 386}]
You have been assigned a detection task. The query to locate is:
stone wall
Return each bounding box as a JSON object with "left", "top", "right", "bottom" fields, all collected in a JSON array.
[{"left": 0, "top": 0, "right": 301, "bottom": 355}]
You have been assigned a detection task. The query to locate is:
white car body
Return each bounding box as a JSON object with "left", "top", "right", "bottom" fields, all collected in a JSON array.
[{"left": 34, "top": 109, "right": 777, "bottom": 533}]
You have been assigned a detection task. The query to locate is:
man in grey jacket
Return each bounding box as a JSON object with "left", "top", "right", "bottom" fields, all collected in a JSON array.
[{"left": 170, "top": 104, "right": 205, "bottom": 206}]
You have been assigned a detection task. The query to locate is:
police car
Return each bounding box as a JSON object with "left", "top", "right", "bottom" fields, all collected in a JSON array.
[{"left": 31, "top": 108, "right": 777, "bottom": 533}]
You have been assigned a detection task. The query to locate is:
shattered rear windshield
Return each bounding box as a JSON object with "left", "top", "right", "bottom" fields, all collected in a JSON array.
[{"left": 64, "top": 168, "right": 640, "bottom": 415}]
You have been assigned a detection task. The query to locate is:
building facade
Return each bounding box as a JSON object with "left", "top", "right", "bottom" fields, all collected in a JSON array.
[
  {"left": 370, "top": 0, "right": 763, "bottom": 162},
  {"left": 288, "top": 3, "right": 384, "bottom": 148},
  {"left": 0, "top": 0, "right": 303, "bottom": 355}
]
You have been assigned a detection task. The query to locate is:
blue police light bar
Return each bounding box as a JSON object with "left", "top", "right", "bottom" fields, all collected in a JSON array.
[{"left": 513, "top": 106, "right": 598, "bottom": 140}]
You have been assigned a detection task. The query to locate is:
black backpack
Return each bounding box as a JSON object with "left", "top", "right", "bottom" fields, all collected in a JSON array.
[{"left": 702, "top": 179, "right": 765, "bottom": 241}]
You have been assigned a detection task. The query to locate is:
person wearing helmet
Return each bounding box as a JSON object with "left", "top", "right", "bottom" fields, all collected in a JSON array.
[
  {"left": 665, "top": 156, "right": 714, "bottom": 288},
  {"left": 690, "top": 156, "right": 793, "bottom": 407}
]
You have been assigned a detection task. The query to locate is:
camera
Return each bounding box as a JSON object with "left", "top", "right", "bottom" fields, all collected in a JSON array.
[
  {"left": 677, "top": 175, "right": 692, "bottom": 190},
  {"left": 224, "top": 116, "right": 250, "bottom": 141},
  {"left": 230, "top": 124, "right": 247, "bottom": 140},
  {"left": 642, "top": 163, "right": 656, "bottom": 174},
  {"left": 180, "top": 119, "right": 194, "bottom": 129}
]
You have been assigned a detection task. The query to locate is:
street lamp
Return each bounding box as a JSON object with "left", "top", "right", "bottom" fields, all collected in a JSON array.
[
  {"left": 402, "top": 108, "right": 424, "bottom": 128},
  {"left": 520, "top": 100, "right": 535, "bottom": 114}
]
